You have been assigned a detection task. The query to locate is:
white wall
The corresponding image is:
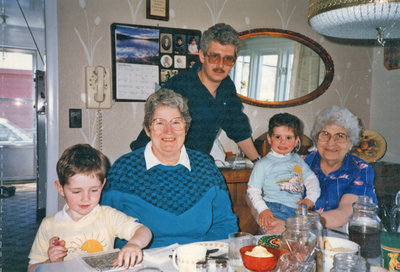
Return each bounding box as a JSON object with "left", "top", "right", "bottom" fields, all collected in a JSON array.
[
  {"left": 370, "top": 47, "right": 400, "bottom": 163},
  {"left": 58, "top": 0, "right": 376, "bottom": 164}
]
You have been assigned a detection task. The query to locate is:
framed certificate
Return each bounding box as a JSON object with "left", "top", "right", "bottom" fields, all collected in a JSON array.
[{"left": 146, "top": 0, "right": 169, "bottom": 21}]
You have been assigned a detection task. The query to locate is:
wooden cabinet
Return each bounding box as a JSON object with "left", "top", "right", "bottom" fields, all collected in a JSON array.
[{"left": 220, "top": 168, "right": 260, "bottom": 235}]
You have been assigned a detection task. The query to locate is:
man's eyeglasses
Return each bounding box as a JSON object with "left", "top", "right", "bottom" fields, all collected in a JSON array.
[
  {"left": 318, "top": 131, "right": 348, "bottom": 144},
  {"left": 205, "top": 53, "right": 236, "bottom": 66},
  {"left": 151, "top": 117, "right": 185, "bottom": 132}
]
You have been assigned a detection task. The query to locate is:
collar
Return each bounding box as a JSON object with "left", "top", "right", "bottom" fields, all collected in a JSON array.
[
  {"left": 54, "top": 204, "right": 99, "bottom": 223},
  {"left": 270, "top": 148, "right": 292, "bottom": 158},
  {"left": 144, "top": 141, "right": 191, "bottom": 171}
]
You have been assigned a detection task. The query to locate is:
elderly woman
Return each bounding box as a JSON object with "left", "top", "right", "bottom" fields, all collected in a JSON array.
[
  {"left": 101, "top": 88, "right": 238, "bottom": 248},
  {"left": 304, "top": 106, "right": 377, "bottom": 228},
  {"left": 263, "top": 106, "right": 377, "bottom": 233}
]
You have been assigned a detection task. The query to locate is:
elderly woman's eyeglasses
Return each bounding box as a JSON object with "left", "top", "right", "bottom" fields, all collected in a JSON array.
[
  {"left": 318, "top": 131, "right": 348, "bottom": 144},
  {"left": 151, "top": 117, "right": 185, "bottom": 132},
  {"left": 205, "top": 53, "right": 236, "bottom": 66}
]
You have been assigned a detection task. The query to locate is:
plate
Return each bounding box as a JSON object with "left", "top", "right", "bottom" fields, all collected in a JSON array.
[
  {"left": 194, "top": 241, "right": 228, "bottom": 256},
  {"left": 258, "top": 235, "right": 281, "bottom": 249},
  {"left": 350, "top": 129, "right": 387, "bottom": 162}
]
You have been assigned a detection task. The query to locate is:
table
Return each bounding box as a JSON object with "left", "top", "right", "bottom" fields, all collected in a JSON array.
[{"left": 35, "top": 231, "right": 382, "bottom": 272}]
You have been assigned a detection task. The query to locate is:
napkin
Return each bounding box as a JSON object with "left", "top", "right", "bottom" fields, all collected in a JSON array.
[{"left": 143, "top": 243, "right": 180, "bottom": 264}]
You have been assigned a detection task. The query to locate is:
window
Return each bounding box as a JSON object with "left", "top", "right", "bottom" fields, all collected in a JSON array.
[{"left": 231, "top": 46, "right": 294, "bottom": 102}]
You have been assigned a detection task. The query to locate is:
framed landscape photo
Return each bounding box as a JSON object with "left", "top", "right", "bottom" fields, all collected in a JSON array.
[{"left": 146, "top": 0, "right": 169, "bottom": 21}]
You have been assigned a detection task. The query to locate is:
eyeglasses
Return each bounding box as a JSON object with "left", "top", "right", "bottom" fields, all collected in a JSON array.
[
  {"left": 270, "top": 134, "right": 296, "bottom": 142},
  {"left": 151, "top": 117, "right": 185, "bottom": 132},
  {"left": 205, "top": 53, "right": 236, "bottom": 66},
  {"left": 318, "top": 131, "right": 348, "bottom": 144}
]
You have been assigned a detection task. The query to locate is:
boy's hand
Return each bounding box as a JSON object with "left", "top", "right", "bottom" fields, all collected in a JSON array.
[
  {"left": 296, "top": 198, "right": 314, "bottom": 210},
  {"left": 258, "top": 209, "right": 275, "bottom": 230},
  {"left": 48, "top": 237, "right": 67, "bottom": 262},
  {"left": 113, "top": 242, "right": 143, "bottom": 269}
]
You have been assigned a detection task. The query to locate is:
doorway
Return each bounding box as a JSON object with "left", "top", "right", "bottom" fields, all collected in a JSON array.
[
  {"left": 0, "top": 0, "right": 51, "bottom": 270},
  {"left": 0, "top": 50, "right": 37, "bottom": 184}
]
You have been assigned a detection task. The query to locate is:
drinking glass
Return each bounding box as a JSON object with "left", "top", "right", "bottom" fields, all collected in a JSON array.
[{"left": 228, "top": 232, "right": 255, "bottom": 272}]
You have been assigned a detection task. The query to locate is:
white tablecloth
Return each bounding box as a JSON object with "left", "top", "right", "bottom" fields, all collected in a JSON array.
[{"left": 35, "top": 231, "right": 381, "bottom": 272}]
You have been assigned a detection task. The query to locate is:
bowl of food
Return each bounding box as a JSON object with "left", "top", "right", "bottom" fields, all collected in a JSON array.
[
  {"left": 323, "top": 236, "right": 359, "bottom": 272},
  {"left": 240, "top": 245, "right": 280, "bottom": 272}
]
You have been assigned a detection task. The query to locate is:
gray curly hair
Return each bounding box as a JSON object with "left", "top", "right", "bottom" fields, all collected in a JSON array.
[
  {"left": 200, "top": 23, "right": 241, "bottom": 58},
  {"left": 310, "top": 106, "right": 362, "bottom": 146},
  {"left": 143, "top": 88, "right": 192, "bottom": 133}
]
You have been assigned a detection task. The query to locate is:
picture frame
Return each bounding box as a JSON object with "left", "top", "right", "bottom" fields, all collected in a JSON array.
[
  {"left": 384, "top": 42, "right": 400, "bottom": 70},
  {"left": 111, "top": 23, "right": 201, "bottom": 102},
  {"left": 146, "top": 0, "right": 169, "bottom": 21}
]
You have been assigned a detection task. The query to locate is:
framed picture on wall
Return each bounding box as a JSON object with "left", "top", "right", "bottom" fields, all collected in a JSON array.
[
  {"left": 384, "top": 42, "right": 400, "bottom": 70},
  {"left": 146, "top": 0, "right": 169, "bottom": 21},
  {"left": 111, "top": 23, "right": 201, "bottom": 102}
]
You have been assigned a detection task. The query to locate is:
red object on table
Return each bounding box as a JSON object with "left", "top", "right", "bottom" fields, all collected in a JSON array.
[{"left": 240, "top": 245, "right": 280, "bottom": 272}]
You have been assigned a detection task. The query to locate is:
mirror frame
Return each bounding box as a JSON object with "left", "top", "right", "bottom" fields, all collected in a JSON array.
[{"left": 237, "top": 28, "right": 334, "bottom": 108}]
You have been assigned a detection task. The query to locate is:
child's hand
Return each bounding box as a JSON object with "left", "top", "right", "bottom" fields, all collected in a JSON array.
[
  {"left": 296, "top": 198, "right": 314, "bottom": 210},
  {"left": 113, "top": 242, "right": 143, "bottom": 269},
  {"left": 264, "top": 217, "right": 286, "bottom": 234},
  {"left": 48, "top": 237, "right": 67, "bottom": 262},
  {"left": 258, "top": 209, "right": 275, "bottom": 230}
]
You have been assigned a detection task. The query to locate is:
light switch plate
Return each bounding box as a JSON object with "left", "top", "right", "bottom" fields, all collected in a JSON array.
[{"left": 69, "top": 109, "right": 82, "bottom": 128}]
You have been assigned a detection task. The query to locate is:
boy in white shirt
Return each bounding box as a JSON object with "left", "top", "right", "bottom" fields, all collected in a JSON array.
[{"left": 28, "top": 144, "right": 152, "bottom": 272}]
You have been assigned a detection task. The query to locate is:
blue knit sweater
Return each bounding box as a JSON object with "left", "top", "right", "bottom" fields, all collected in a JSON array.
[{"left": 101, "top": 147, "right": 238, "bottom": 248}]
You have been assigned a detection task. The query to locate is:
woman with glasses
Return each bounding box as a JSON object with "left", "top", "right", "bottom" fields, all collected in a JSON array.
[
  {"left": 131, "top": 23, "right": 261, "bottom": 163},
  {"left": 303, "top": 105, "right": 377, "bottom": 229},
  {"left": 102, "top": 88, "right": 238, "bottom": 248}
]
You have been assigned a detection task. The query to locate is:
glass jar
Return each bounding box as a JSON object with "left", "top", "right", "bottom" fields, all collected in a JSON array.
[
  {"left": 279, "top": 216, "right": 317, "bottom": 272},
  {"left": 390, "top": 190, "right": 400, "bottom": 232},
  {"left": 307, "top": 211, "right": 324, "bottom": 272},
  {"left": 348, "top": 195, "right": 381, "bottom": 258},
  {"left": 330, "top": 253, "right": 366, "bottom": 272}
]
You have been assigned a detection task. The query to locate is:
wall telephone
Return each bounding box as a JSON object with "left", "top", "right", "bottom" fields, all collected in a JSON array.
[{"left": 85, "top": 66, "right": 112, "bottom": 109}]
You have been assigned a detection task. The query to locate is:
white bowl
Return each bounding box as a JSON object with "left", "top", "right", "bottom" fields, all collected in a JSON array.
[{"left": 322, "top": 236, "right": 359, "bottom": 272}]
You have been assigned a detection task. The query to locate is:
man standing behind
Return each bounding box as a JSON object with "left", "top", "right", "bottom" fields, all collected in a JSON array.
[{"left": 131, "top": 23, "right": 260, "bottom": 162}]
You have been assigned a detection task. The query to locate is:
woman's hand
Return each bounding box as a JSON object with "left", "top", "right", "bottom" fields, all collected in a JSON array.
[
  {"left": 113, "top": 242, "right": 143, "bottom": 268},
  {"left": 48, "top": 237, "right": 67, "bottom": 262},
  {"left": 258, "top": 209, "right": 274, "bottom": 230}
]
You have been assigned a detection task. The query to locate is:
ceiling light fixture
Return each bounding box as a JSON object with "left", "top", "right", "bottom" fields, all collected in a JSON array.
[{"left": 308, "top": 0, "right": 400, "bottom": 46}]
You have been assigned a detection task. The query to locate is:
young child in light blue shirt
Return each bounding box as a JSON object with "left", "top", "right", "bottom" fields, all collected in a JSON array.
[{"left": 247, "top": 113, "right": 320, "bottom": 231}]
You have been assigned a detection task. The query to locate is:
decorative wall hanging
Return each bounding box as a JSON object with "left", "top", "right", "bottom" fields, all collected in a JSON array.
[{"left": 146, "top": 0, "right": 169, "bottom": 21}]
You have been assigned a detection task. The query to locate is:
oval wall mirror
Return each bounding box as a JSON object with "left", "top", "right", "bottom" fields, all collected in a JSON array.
[{"left": 231, "top": 28, "right": 334, "bottom": 108}]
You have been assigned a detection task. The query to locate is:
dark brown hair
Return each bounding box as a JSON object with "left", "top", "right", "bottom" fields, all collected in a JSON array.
[
  {"left": 56, "top": 144, "right": 110, "bottom": 186},
  {"left": 268, "top": 113, "right": 303, "bottom": 138}
]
